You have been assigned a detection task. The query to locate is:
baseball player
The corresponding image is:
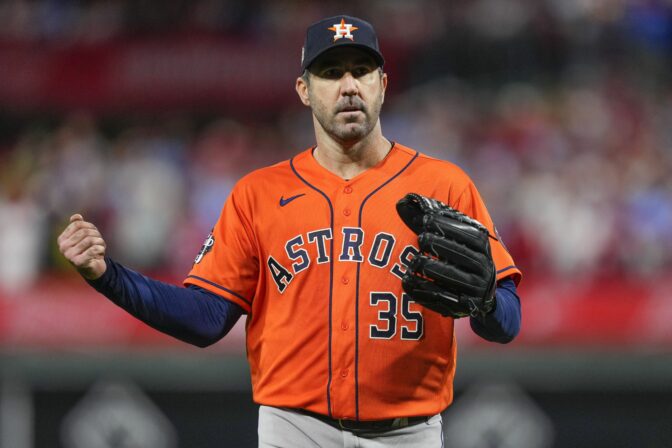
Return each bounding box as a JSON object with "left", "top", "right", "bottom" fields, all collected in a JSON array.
[{"left": 57, "top": 15, "right": 521, "bottom": 448}]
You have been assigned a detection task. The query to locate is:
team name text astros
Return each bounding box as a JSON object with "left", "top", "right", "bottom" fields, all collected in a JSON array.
[{"left": 267, "top": 227, "right": 419, "bottom": 293}]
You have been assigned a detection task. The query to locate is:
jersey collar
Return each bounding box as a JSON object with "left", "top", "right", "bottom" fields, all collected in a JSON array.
[{"left": 291, "top": 142, "right": 417, "bottom": 192}]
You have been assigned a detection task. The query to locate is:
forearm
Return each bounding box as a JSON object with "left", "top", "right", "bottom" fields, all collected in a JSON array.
[
  {"left": 86, "top": 257, "right": 244, "bottom": 347},
  {"left": 470, "top": 278, "right": 521, "bottom": 343}
]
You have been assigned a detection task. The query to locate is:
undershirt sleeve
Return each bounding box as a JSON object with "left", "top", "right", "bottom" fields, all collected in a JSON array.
[
  {"left": 86, "top": 257, "right": 244, "bottom": 347},
  {"left": 469, "top": 277, "right": 521, "bottom": 343}
]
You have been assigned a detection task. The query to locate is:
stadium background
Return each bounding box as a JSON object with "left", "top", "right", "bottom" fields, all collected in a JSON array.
[{"left": 0, "top": 1, "right": 671, "bottom": 447}]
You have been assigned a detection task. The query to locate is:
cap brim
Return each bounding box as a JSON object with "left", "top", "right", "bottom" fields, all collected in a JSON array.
[{"left": 303, "top": 43, "right": 385, "bottom": 72}]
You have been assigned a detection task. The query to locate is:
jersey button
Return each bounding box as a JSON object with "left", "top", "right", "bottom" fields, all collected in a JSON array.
[
  {"left": 341, "top": 322, "right": 349, "bottom": 330},
  {"left": 341, "top": 276, "right": 349, "bottom": 285},
  {"left": 340, "top": 369, "right": 349, "bottom": 378},
  {"left": 343, "top": 208, "right": 351, "bottom": 216},
  {"left": 343, "top": 186, "right": 353, "bottom": 194}
]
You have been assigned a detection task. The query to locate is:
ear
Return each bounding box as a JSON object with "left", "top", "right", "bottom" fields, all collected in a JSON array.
[
  {"left": 380, "top": 71, "right": 388, "bottom": 104},
  {"left": 295, "top": 76, "right": 311, "bottom": 107}
]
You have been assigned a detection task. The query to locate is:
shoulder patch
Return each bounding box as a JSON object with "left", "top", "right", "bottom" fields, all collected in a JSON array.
[{"left": 194, "top": 232, "right": 215, "bottom": 264}]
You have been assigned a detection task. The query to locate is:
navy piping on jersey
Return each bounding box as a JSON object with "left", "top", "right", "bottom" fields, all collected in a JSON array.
[
  {"left": 290, "top": 153, "right": 336, "bottom": 418},
  {"left": 496, "top": 265, "right": 518, "bottom": 276},
  {"left": 185, "top": 275, "right": 252, "bottom": 306},
  {"left": 354, "top": 148, "right": 419, "bottom": 420}
]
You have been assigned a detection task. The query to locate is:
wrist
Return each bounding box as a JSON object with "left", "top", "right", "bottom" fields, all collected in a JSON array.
[
  {"left": 80, "top": 267, "right": 106, "bottom": 281},
  {"left": 84, "top": 258, "right": 114, "bottom": 287}
]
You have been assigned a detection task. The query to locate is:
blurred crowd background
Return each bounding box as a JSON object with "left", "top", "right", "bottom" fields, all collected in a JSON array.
[{"left": 1, "top": 0, "right": 672, "bottom": 293}]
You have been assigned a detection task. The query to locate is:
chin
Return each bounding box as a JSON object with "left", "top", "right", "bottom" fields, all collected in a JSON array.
[
  {"left": 343, "top": 120, "right": 373, "bottom": 135},
  {"left": 335, "top": 127, "right": 368, "bottom": 143}
]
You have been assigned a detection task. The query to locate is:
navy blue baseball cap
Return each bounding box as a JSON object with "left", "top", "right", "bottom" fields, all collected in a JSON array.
[{"left": 301, "top": 15, "right": 385, "bottom": 72}]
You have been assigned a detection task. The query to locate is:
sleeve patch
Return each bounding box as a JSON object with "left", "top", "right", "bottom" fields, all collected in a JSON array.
[{"left": 194, "top": 232, "right": 215, "bottom": 264}]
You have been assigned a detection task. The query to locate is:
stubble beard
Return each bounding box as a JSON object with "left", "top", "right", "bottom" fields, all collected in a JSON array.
[{"left": 311, "top": 93, "right": 383, "bottom": 145}]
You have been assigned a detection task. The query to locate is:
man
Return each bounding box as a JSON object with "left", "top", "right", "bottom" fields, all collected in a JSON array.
[{"left": 58, "top": 15, "right": 521, "bottom": 448}]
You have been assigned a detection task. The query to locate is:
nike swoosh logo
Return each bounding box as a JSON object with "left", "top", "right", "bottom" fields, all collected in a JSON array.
[{"left": 279, "top": 193, "right": 306, "bottom": 207}]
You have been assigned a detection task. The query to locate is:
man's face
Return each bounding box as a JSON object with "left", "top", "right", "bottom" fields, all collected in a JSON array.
[{"left": 296, "top": 47, "right": 387, "bottom": 144}]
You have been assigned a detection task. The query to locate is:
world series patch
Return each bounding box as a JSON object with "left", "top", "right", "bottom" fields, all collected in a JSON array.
[{"left": 194, "top": 232, "right": 215, "bottom": 264}]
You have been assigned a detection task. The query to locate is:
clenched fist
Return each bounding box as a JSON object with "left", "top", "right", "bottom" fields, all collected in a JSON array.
[{"left": 57, "top": 214, "right": 107, "bottom": 280}]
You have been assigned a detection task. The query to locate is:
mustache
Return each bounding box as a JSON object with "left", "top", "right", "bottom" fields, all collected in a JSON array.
[{"left": 336, "top": 98, "right": 365, "bottom": 113}]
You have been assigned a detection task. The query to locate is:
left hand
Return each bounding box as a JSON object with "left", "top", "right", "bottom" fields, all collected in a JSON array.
[{"left": 396, "top": 193, "right": 496, "bottom": 318}]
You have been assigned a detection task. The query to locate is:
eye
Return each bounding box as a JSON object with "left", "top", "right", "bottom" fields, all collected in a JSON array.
[
  {"left": 320, "top": 68, "right": 344, "bottom": 79},
  {"left": 352, "top": 66, "right": 375, "bottom": 78}
]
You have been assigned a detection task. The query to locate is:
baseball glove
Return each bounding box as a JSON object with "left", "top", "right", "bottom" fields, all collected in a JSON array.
[{"left": 396, "top": 193, "right": 496, "bottom": 318}]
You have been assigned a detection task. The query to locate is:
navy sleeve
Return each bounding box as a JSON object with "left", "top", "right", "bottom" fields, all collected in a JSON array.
[
  {"left": 470, "top": 277, "right": 521, "bottom": 343},
  {"left": 85, "top": 257, "right": 244, "bottom": 347}
]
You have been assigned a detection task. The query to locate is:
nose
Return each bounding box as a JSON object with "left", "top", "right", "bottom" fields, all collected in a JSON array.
[{"left": 340, "top": 72, "right": 358, "bottom": 96}]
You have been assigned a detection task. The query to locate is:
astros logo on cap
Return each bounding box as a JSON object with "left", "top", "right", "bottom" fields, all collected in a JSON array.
[{"left": 329, "top": 18, "right": 358, "bottom": 41}]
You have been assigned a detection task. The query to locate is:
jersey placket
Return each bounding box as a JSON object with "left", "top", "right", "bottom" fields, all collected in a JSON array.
[
  {"left": 288, "top": 145, "right": 423, "bottom": 419},
  {"left": 329, "top": 181, "right": 360, "bottom": 419}
]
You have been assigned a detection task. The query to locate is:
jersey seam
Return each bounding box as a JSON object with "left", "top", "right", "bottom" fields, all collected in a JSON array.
[
  {"left": 290, "top": 154, "right": 335, "bottom": 418},
  {"left": 354, "top": 150, "right": 420, "bottom": 420},
  {"left": 231, "top": 188, "right": 261, "bottom": 257},
  {"left": 185, "top": 275, "right": 252, "bottom": 306},
  {"left": 496, "top": 265, "right": 518, "bottom": 275},
  {"left": 453, "top": 183, "right": 472, "bottom": 211}
]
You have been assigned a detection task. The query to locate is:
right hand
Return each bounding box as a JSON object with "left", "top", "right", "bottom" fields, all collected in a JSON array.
[{"left": 57, "top": 214, "right": 107, "bottom": 280}]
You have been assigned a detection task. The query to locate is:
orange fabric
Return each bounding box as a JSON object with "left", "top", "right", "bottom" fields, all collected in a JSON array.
[{"left": 185, "top": 143, "right": 521, "bottom": 420}]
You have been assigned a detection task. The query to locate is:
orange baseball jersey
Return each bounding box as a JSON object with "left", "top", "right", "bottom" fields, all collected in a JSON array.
[{"left": 184, "top": 143, "right": 521, "bottom": 421}]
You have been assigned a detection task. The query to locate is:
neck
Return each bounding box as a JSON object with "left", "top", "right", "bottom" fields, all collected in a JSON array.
[{"left": 313, "top": 122, "right": 391, "bottom": 180}]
